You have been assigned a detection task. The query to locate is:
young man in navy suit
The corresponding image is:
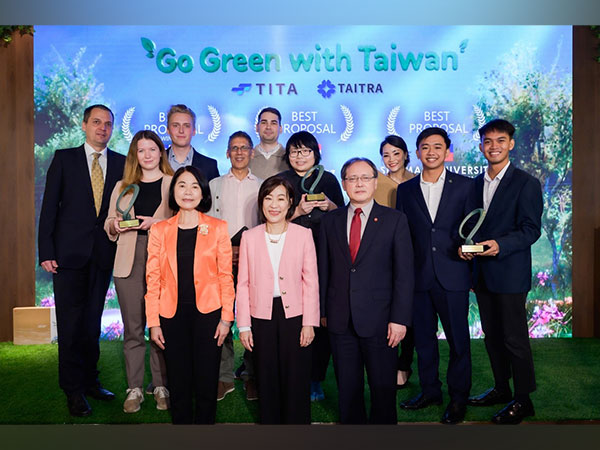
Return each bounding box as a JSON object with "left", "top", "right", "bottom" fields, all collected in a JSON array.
[
  {"left": 461, "top": 119, "right": 543, "bottom": 424},
  {"left": 318, "top": 157, "right": 414, "bottom": 424},
  {"left": 38, "top": 105, "right": 126, "bottom": 417},
  {"left": 396, "top": 128, "right": 474, "bottom": 424},
  {"left": 165, "top": 104, "right": 219, "bottom": 181}
]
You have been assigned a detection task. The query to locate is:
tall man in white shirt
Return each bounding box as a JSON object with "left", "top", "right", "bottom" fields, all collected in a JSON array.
[
  {"left": 396, "top": 128, "right": 474, "bottom": 424},
  {"left": 208, "top": 131, "right": 263, "bottom": 401},
  {"left": 461, "top": 119, "right": 543, "bottom": 425},
  {"left": 249, "top": 107, "right": 289, "bottom": 180}
]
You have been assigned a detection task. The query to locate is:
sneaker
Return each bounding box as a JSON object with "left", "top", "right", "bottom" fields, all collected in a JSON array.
[
  {"left": 244, "top": 379, "right": 258, "bottom": 401},
  {"left": 153, "top": 386, "right": 170, "bottom": 411},
  {"left": 217, "top": 381, "right": 235, "bottom": 401},
  {"left": 310, "top": 381, "right": 325, "bottom": 402},
  {"left": 123, "top": 387, "right": 144, "bottom": 413}
]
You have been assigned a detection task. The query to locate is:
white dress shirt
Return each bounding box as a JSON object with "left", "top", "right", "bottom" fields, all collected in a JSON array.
[
  {"left": 346, "top": 199, "right": 374, "bottom": 242},
  {"left": 419, "top": 169, "right": 446, "bottom": 223},
  {"left": 255, "top": 143, "right": 283, "bottom": 160},
  {"left": 219, "top": 170, "right": 262, "bottom": 237},
  {"left": 483, "top": 162, "right": 511, "bottom": 211},
  {"left": 84, "top": 142, "right": 107, "bottom": 181}
]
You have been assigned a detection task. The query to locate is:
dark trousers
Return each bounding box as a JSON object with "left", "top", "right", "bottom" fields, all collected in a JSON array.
[
  {"left": 252, "top": 297, "right": 311, "bottom": 424},
  {"left": 311, "top": 326, "right": 331, "bottom": 382},
  {"left": 397, "top": 327, "right": 415, "bottom": 372},
  {"left": 53, "top": 260, "right": 112, "bottom": 395},
  {"left": 160, "top": 305, "right": 222, "bottom": 424},
  {"left": 413, "top": 281, "right": 471, "bottom": 404},
  {"left": 475, "top": 277, "right": 536, "bottom": 395},
  {"left": 329, "top": 324, "right": 398, "bottom": 424}
]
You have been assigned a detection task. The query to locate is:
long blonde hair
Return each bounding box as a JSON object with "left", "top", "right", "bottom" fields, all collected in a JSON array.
[{"left": 121, "top": 130, "right": 173, "bottom": 191}]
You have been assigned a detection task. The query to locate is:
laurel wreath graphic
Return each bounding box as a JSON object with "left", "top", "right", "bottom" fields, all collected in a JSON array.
[
  {"left": 207, "top": 105, "right": 222, "bottom": 142},
  {"left": 472, "top": 105, "right": 486, "bottom": 141},
  {"left": 121, "top": 107, "right": 136, "bottom": 142},
  {"left": 386, "top": 106, "right": 401, "bottom": 136},
  {"left": 339, "top": 105, "right": 354, "bottom": 142}
]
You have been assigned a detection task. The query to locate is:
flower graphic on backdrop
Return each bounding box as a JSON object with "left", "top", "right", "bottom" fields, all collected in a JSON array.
[
  {"left": 317, "top": 80, "right": 336, "bottom": 99},
  {"left": 40, "top": 295, "right": 55, "bottom": 307},
  {"left": 536, "top": 270, "right": 550, "bottom": 286}
]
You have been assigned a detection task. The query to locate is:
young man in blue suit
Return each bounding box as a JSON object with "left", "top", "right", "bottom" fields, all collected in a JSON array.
[
  {"left": 396, "top": 127, "right": 474, "bottom": 424},
  {"left": 38, "top": 105, "right": 126, "bottom": 417},
  {"left": 461, "top": 119, "right": 543, "bottom": 424},
  {"left": 165, "top": 104, "right": 219, "bottom": 181},
  {"left": 318, "top": 157, "right": 414, "bottom": 424}
]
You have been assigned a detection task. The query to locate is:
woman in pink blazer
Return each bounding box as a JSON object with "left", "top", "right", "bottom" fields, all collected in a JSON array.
[{"left": 236, "top": 176, "right": 320, "bottom": 424}]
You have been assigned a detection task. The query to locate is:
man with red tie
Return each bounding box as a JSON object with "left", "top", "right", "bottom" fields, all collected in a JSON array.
[{"left": 318, "top": 157, "right": 414, "bottom": 424}]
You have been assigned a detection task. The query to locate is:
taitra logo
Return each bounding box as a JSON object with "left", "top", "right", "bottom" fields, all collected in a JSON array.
[{"left": 317, "top": 80, "right": 336, "bottom": 99}]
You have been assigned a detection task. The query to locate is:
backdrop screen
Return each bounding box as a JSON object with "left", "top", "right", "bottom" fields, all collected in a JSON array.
[{"left": 34, "top": 25, "right": 573, "bottom": 339}]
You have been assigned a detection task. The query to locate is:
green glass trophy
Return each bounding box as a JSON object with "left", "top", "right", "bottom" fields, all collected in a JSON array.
[
  {"left": 458, "top": 208, "right": 486, "bottom": 253},
  {"left": 116, "top": 184, "right": 141, "bottom": 228},
  {"left": 301, "top": 164, "right": 326, "bottom": 201}
]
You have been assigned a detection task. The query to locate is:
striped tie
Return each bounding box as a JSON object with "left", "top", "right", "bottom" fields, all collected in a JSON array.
[{"left": 91, "top": 152, "right": 104, "bottom": 215}]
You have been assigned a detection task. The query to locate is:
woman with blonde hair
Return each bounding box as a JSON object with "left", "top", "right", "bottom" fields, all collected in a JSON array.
[{"left": 105, "top": 130, "right": 174, "bottom": 413}]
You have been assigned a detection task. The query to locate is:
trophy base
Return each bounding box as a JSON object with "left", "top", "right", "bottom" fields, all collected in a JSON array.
[
  {"left": 306, "top": 193, "right": 326, "bottom": 201},
  {"left": 119, "top": 219, "right": 140, "bottom": 228},
  {"left": 461, "top": 244, "right": 484, "bottom": 253}
]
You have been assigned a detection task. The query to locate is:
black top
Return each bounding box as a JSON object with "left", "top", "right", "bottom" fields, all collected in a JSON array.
[
  {"left": 134, "top": 178, "right": 162, "bottom": 236},
  {"left": 278, "top": 169, "right": 345, "bottom": 245},
  {"left": 177, "top": 227, "right": 198, "bottom": 304}
]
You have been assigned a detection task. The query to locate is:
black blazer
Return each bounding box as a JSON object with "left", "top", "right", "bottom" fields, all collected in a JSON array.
[
  {"left": 318, "top": 202, "right": 414, "bottom": 337},
  {"left": 396, "top": 171, "right": 474, "bottom": 292},
  {"left": 166, "top": 147, "right": 220, "bottom": 181},
  {"left": 472, "top": 164, "right": 543, "bottom": 293},
  {"left": 38, "top": 145, "right": 125, "bottom": 270}
]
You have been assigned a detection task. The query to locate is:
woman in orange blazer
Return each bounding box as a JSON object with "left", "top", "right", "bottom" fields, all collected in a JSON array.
[
  {"left": 145, "top": 166, "right": 234, "bottom": 424},
  {"left": 236, "top": 176, "right": 319, "bottom": 424},
  {"left": 104, "top": 130, "right": 173, "bottom": 414}
]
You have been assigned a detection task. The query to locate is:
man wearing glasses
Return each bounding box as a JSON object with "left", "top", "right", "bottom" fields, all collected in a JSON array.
[
  {"left": 318, "top": 157, "right": 414, "bottom": 424},
  {"left": 208, "top": 131, "right": 263, "bottom": 402}
]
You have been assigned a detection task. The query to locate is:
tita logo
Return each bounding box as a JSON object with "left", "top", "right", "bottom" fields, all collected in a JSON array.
[
  {"left": 231, "top": 83, "right": 298, "bottom": 95},
  {"left": 317, "top": 79, "right": 383, "bottom": 99}
]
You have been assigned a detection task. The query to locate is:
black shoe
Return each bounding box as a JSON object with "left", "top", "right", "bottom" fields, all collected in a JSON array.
[
  {"left": 67, "top": 393, "right": 92, "bottom": 417},
  {"left": 492, "top": 400, "right": 535, "bottom": 425},
  {"left": 397, "top": 368, "right": 413, "bottom": 389},
  {"left": 400, "top": 392, "right": 443, "bottom": 410},
  {"left": 468, "top": 387, "right": 512, "bottom": 407},
  {"left": 234, "top": 363, "right": 246, "bottom": 380},
  {"left": 441, "top": 401, "right": 466, "bottom": 424},
  {"left": 85, "top": 385, "right": 115, "bottom": 401}
]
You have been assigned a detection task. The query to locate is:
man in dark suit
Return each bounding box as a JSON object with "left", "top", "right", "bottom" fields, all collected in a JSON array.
[
  {"left": 461, "top": 119, "right": 542, "bottom": 424},
  {"left": 165, "top": 104, "right": 219, "bottom": 181},
  {"left": 396, "top": 128, "right": 473, "bottom": 424},
  {"left": 38, "top": 104, "right": 126, "bottom": 417},
  {"left": 318, "top": 157, "right": 414, "bottom": 424}
]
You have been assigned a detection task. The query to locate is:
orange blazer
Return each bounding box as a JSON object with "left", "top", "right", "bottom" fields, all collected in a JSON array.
[{"left": 145, "top": 211, "right": 235, "bottom": 328}]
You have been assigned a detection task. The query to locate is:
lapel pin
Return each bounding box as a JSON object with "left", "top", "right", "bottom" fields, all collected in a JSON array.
[{"left": 374, "top": 217, "right": 378, "bottom": 222}]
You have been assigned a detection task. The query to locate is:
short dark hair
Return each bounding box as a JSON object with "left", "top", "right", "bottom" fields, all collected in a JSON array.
[
  {"left": 379, "top": 135, "right": 410, "bottom": 167},
  {"left": 284, "top": 131, "right": 322, "bottom": 167},
  {"left": 168, "top": 166, "right": 212, "bottom": 213},
  {"left": 257, "top": 107, "right": 282, "bottom": 124},
  {"left": 83, "top": 104, "right": 114, "bottom": 123},
  {"left": 257, "top": 176, "right": 295, "bottom": 223},
  {"left": 479, "top": 119, "right": 516, "bottom": 139},
  {"left": 416, "top": 127, "right": 451, "bottom": 149},
  {"left": 341, "top": 157, "right": 378, "bottom": 180},
  {"left": 227, "top": 131, "right": 254, "bottom": 150}
]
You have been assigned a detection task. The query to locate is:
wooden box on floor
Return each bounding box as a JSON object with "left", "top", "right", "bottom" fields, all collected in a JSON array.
[{"left": 13, "top": 307, "right": 57, "bottom": 345}]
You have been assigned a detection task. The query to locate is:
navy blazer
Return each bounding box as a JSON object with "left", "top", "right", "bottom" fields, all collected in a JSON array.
[
  {"left": 38, "top": 145, "right": 126, "bottom": 270},
  {"left": 318, "top": 202, "right": 414, "bottom": 337},
  {"left": 166, "top": 147, "right": 219, "bottom": 181},
  {"left": 472, "top": 164, "right": 543, "bottom": 294},
  {"left": 396, "top": 171, "right": 474, "bottom": 292}
]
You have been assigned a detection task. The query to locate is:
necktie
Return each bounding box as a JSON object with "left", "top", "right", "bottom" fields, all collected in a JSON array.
[
  {"left": 91, "top": 152, "right": 104, "bottom": 215},
  {"left": 349, "top": 207, "right": 362, "bottom": 263}
]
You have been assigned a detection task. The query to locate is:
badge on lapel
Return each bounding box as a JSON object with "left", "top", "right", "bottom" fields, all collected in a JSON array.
[{"left": 199, "top": 224, "right": 209, "bottom": 235}]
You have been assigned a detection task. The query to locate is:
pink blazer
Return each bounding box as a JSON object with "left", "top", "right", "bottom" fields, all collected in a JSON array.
[{"left": 235, "top": 223, "right": 320, "bottom": 328}]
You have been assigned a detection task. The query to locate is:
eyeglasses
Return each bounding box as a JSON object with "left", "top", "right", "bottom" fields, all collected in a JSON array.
[
  {"left": 289, "top": 148, "right": 313, "bottom": 158},
  {"left": 228, "top": 146, "right": 252, "bottom": 153},
  {"left": 343, "top": 175, "right": 376, "bottom": 184}
]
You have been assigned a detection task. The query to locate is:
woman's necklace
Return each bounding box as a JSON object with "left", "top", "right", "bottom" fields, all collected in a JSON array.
[{"left": 266, "top": 222, "right": 288, "bottom": 244}]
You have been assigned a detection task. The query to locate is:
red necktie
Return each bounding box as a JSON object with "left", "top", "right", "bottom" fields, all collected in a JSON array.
[{"left": 349, "top": 208, "right": 362, "bottom": 263}]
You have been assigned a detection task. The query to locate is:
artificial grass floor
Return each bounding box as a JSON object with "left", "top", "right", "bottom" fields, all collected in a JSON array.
[{"left": 0, "top": 338, "right": 598, "bottom": 424}]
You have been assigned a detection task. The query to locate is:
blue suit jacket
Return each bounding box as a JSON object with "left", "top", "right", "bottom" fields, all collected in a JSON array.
[
  {"left": 472, "top": 164, "right": 543, "bottom": 294},
  {"left": 318, "top": 202, "right": 414, "bottom": 337},
  {"left": 396, "top": 171, "right": 474, "bottom": 292},
  {"left": 38, "top": 145, "right": 126, "bottom": 270},
  {"left": 166, "top": 147, "right": 220, "bottom": 181}
]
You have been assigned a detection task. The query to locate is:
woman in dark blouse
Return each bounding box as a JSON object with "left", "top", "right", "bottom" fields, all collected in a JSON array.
[{"left": 278, "top": 131, "right": 344, "bottom": 401}]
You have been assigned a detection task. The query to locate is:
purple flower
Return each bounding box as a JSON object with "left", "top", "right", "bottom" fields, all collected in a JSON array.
[
  {"left": 40, "top": 296, "right": 55, "bottom": 307},
  {"left": 536, "top": 270, "right": 550, "bottom": 286}
]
